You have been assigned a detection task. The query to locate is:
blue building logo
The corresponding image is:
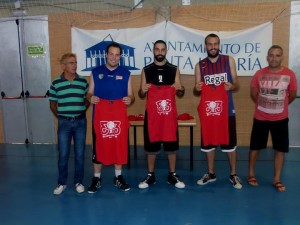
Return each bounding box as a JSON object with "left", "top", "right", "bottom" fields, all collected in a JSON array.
[{"left": 82, "top": 35, "right": 139, "bottom": 72}]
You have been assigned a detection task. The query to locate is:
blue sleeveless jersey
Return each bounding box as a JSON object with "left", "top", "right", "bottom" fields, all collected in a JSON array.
[{"left": 92, "top": 65, "right": 130, "bottom": 100}]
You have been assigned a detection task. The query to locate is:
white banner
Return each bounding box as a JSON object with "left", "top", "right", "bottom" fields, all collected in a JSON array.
[
  {"left": 72, "top": 21, "right": 272, "bottom": 76},
  {"left": 288, "top": 1, "right": 300, "bottom": 146}
]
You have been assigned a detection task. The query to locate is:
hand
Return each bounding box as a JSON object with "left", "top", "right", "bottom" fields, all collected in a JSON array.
[
  {"left": 141, "top": 84, "right": 151, "bottom": 93},
  {"left": 195, "top": 82, "right": 203, "bottom": 92},
  {"left": 224, "top": 82, "right": 233, "bottom": 91},
  {"left": 172, "top": 83, "right": 184, "bottom": 91},
  {"left": 123, "top": 96, "right": 132, "bottom": 105},
  {"left": 90, "top": 96, "right": 100, "bottom": 104}
]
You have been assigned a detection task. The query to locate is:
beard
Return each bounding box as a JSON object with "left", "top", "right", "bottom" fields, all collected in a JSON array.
[
  {"left": 154, "top": 55, "right": 166, "bottom": 62},
  {"left": 207, "top": 49, "right": 219, "bottom": 58}
]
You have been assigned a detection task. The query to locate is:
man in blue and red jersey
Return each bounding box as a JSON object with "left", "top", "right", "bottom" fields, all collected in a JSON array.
[
  {"left": 194, "top": 33, "right": 242, "bottom": 189},
  {"left": 86, "top": 42, "right": 135, "bottom": 193}
]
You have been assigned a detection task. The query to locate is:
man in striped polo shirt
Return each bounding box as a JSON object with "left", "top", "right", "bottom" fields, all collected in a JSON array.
[{"left": 49, "top": 53, "right": 90, "bottom": 195}]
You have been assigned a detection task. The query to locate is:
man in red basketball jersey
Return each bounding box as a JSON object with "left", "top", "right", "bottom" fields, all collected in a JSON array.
[
  {"left": 138, "top": 40, "right": 186, "bottom": 189},
  {"left": 194, "top": 33, "right": 242, "bottom": 189},
  {"left": 86, "top": 42, "right": 135, "bottom": 193}
]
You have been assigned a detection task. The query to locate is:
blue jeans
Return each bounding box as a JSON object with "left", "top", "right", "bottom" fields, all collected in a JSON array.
[{"left": 57, "top": 117, "right": 87, "bottom": 185}]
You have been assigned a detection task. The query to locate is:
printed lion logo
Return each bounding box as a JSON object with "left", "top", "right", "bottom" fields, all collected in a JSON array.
[
  {"left": 100, "top": 121, "right": 121, "bottom": 138},
  {"left": 156, "top": 99, "right": 172, "bottom": 115},
  {"left": 205, "top": 101, "right": 223, "bottom": 116}
]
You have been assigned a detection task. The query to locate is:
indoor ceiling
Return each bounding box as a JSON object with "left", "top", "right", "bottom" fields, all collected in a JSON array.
[
  {"left": 0, "top": 0, "right": 294, "bottom": 24},
  {"left": 0, "top": 0, "right": 292, "bottom": 16}
]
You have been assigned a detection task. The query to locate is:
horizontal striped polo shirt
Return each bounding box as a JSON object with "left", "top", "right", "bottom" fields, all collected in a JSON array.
[{"left": 49, "top": 73, "right": 89, "bottom": 117}]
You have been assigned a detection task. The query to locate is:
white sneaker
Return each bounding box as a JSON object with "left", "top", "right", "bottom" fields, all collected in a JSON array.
[
  {"left": 53, "top": 184, "right": 66, "bottom": 195},
  {"left": 168, "top": 173, "right": 185, "bottom": 189},
  {"left": 197, "top": 173, "right": 217, "bottom": 185},
  {"left": 175, "top": 181, "right": 186, "bottom": 189},
  {"left": 138, "top": 182, "right": 149, "bottom": 189},
  {"left": 75, "top": 183, "right": 85, "bottom": 193},
  {"left": 138, "top": 174, "right": 156, "bottom": 189},
  {"left": 229, "top": 175, "right": 242, "bottom": 189}
]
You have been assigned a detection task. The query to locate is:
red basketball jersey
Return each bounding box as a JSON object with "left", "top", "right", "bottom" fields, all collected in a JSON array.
[
  {"left": 146, "top": 85, "right": 177, "bottom": 142},
  {"left": 93, "top": 99, "right": 129, "bottom": 165},
  {"left": 198, "top": 83, "right": 229, "bottom": 146}
]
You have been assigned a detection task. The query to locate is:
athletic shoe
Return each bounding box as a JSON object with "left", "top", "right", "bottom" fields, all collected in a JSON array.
[
  {"left": 114, "top": 175, "right": 130, "bottom": 191},
  {"left": 138, "top": 173, "right": 156, "bottom": 189},
  {"left": 229, "top": 174, "right": 242, "bottom": 189},
  {"left": 197, "top": 173, "right": 217, "bottom": 185},
  {"left": 75, "top": 183, "right": 85, "bottom": 193},
  {"left": 168, "top": 173, "right": 185, "bottom": 189},
  {"left": 53, "top": 184, "right": 66, "bottom": 195},
  {"left": 88, "top": 177, "right": 101, "bottom": 194}
]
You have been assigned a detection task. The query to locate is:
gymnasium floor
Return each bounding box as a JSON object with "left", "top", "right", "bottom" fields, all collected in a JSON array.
[{"left": 1, "top": 144, "right": 300, "bottom": 225}]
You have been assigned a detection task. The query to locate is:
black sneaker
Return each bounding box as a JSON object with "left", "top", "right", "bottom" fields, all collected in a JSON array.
[
  {"left": 114, "top": 175, "right": 130, "bottom": 191},
  {"left": 168, "top": 173, "right": 185, "bottom": 189},
  {"left": 88, "top": 177, "right": 101, "bottom": 193},
  {"left": 197, "top": 172, "right": 217, "bottom": 185},
  {"left": 138, "top": 173, "right": 156, "bottom": 189}
]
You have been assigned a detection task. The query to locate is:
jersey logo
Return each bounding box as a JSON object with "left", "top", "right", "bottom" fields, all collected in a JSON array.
[
  {"left": 158, "top": 75, "right": 163, "bottom": 83},
  {"left": 98, "top": 74, "right": 104, "bottom": 79},
  {"left": 205, "top": 101, "right": 223, "bottom": 116},
  {"left": 156, "top": 99, "right": 172, "bottom": 115},
  {"left": 99, "top": 121, "right": 121, "bottom": 138},
  {"left": 203, "top": 73, "right": 228, "bottom": 86}
]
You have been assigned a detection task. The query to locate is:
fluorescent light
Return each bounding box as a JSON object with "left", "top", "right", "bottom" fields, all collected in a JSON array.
[
  {"left": 182, "top": 0, "right": 191, "bottom": 5},
  {"left": 14, "top": 1, "right": 21, "bottom": 9},
  {"left": 134, "top": 0, "right": 143, "bottom": 8},
  {"left": 12, "top": 9, "right": 27, "bottom": 17}
]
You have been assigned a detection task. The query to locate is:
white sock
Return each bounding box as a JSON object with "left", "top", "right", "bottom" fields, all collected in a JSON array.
[
  {"left": 115, "top": 169, "right": 121, "bottom": 177},
  {"left": 94, "top": 173, "right": 101, "bottom": 178}
]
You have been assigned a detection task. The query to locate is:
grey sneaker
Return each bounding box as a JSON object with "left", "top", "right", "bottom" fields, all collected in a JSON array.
[
  {"left": 229, "top": 174, "right": 242, "bottom": 189},
  {"left": 197, "top": 173, "right": 217, "bottom": 185},
  {"left": 53, "top": 184, "right": 66, "bottom": 195}
]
